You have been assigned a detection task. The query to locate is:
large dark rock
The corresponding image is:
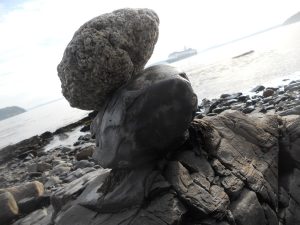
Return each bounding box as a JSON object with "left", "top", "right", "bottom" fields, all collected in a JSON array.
[
  {"left": 57, "top": 8, "right": 159, "bottom": 110},
  {"left": 91, "top": 65, "right": 198, "bottom": 168}
]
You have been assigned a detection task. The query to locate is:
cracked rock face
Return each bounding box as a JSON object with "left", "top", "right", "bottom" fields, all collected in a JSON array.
[
  {"left": 51, "top": 110, "right": 283, "bottom": 225},
  {"left": 57, "top": 8, "right": 159, "bottom": 110},
  {"left": 91, "top": 65, "right": 198, "bottom": 168}
]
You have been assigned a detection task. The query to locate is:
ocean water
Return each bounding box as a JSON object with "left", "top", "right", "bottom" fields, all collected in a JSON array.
[
  {"left": 1, "top": 22, "right": 300, "bottom": 149},
  {"left": 0, "top": 99, "right": 89, "bottom": 149},
  {"left": 173, "top": 22, "right": 300, "bottom": 99}
]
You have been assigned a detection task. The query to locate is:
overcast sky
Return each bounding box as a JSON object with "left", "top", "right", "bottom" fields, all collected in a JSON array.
[{"left": 0, "top": 0, "right": 299, "bottom": 109}]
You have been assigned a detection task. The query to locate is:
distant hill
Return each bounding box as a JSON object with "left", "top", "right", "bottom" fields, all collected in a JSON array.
[
  {"left": 0, "top": 106, "right": 26, "bottom": 121},
  {"left": 283, "top": 11, "right": 300, "bottom": 25}
]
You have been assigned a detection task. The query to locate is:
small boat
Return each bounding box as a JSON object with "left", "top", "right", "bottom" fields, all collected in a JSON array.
[{"left": 232, "top": 50, "right": 254, "bottom": 59}]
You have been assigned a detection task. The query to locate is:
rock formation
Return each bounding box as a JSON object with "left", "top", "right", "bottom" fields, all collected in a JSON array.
[
  {"left": 2, "top": 7, "right": 300, "bottom": 225},
  {"left": 57, "top": 8, "right": 159, "bottom": 110},
  {"left": 50, "top": 110, "right": 282, "bottom": 225},
  {"left": 53, "top": 7, "right": 300, "bottom": 225},
  {"left": 91, "top": 65, "right": 197, "bottom": 168}
]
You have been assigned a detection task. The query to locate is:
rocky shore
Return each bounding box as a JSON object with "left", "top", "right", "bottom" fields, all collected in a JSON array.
[
  {"left": 1, "top": 8, "right": 300, "bottom": 225},
  {"left": 1, "top": 76, "right": 300, "bottom": 225}
]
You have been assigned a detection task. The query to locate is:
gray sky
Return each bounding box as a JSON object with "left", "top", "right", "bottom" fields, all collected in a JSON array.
[{"left": 0, "top": 0, "right": 299, "bottom": 109}]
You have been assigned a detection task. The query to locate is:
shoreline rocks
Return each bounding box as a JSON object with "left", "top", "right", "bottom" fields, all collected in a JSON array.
[
  {"left": 197, "top": 79, "right": 300, "bottom": 117},
  {"left": 0, "top": 77, "right": 300, "bottom": 224}
]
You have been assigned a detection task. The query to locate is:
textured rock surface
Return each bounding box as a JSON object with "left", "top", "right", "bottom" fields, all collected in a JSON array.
[
  {"left": 164, "top": 160, "right": 229, "bottom": 217},
  {"left": 230, "top": 189, "right": 267, "bottom": 225},
  {"left": 3, "top": 76, "right": 300, "bottom": 224},
  {"left": 92, "top": 65, "right": 197, "bottom": 168},
  {"left": 49, "top": 110, "right": 282, "bottom": 225},
  {"left": 57, "top": 8, "right": 159, "bottom": 110},
  {"left": 279, "top": 115, "right": 300, "bottom": 225},
  {"left": 12, "top": 207, "right": 53, "bottom": 225}
]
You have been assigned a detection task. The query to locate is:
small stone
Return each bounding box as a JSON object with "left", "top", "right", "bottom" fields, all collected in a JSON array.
[
  {"left": 51, "top": 165, "right": 71, "bottom": 176},
  {"left": 37, "top": 162, "right": 52, "bottom": 172},
  {"left": 263, "top": 88, "right": 275, "bottom": 98},
  {"left": 251, "top": 85, "right": 265, "bottom": 93},
  {"left": 76, "top": 146, "right": 95, "bottom": 161},
  {"left": 78, "top": 134, "right": 91, "bottom": 141},
  {"left": 75, "top": 160, "right": 94, "bottom": 169},
  {"left": 45, "top": 176, "right": 62, "bottom": 189},
  {"left": 80, "top": 124, "right": 90, "bottom": 132},
  {"left": 27, "top": 163, "right": 38, "bottom": 173},
  {"left": 212, "top": 106, "right": 230, "bottom": 114},
  {"left": 29, "top": 172, "right": 43, "bottom": 178},
  {"left": 242, "top": 106, "right": 255, "bottom": 114},
  {"left": 238, "top": 95, "right": 249, "bottom": 102}
]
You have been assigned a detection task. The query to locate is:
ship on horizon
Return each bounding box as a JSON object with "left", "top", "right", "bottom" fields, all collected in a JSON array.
[{"left": 166, "top": 47, "right": 197, "bottom": 63}]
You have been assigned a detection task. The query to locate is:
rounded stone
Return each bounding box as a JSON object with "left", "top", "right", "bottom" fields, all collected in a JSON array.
[
  {"left": 91, "top": 65, "right": 198, "bottom": 168},
  {"left": 58, "top": 8, "right": 159, "bottom": 110}
]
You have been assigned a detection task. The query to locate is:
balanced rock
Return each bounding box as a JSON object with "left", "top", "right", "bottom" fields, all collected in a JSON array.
[
  {"left": 92, "top": 65, "right": 197, "bottom": 168},
  {"left": 58, "top": 8, "right": 159, "bottom": 110}
]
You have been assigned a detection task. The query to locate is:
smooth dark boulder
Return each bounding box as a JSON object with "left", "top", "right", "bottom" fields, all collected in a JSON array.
[
  {"left": 57, "top": 8, "right": 159, "bottom": 110},
  {"left": 92, "top": 65, "right": 197, "bottom": 168}
]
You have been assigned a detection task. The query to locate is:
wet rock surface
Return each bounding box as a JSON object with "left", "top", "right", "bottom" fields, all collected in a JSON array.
[
  {"left": 57, "top": 8, "right": 159, "bottom": 110},
  {"left": 92, "top": 64, "right": 197, "bottom": 168}
]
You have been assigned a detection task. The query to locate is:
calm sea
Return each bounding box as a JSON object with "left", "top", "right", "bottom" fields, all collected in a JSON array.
[{"left": 1, "top": 22, "right": 300, "bottom": 149}]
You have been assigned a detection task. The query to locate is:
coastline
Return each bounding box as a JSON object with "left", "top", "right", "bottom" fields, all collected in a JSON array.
[{"left": 1, "top": 77, "right": 300, "bottom": 181}]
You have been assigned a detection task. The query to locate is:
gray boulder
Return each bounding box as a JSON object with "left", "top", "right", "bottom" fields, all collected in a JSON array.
[
  {"left": 91, "top": 65, "right": 198, "bottom": 168},
  {"left": 58, "top": 8, "right": 159, "bottom": 110}
]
